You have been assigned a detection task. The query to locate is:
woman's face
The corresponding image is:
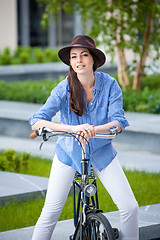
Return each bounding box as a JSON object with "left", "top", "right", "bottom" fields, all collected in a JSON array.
[{"left": 70, "top": 47, "right": 94, "bottom": 75}]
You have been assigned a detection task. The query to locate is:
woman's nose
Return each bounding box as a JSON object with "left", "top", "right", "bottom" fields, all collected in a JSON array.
[{"left": 77, "top": 55, "right": 82, "bottom": 62}]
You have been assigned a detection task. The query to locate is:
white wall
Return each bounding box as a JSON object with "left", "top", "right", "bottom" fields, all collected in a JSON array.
[{"left": 0, "top": 0, "right": 17, "bottom": 52}]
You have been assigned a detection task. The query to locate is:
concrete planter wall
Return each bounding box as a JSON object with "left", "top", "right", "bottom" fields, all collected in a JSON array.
[{"left": 0, "top": 62, "right": 117, "bottom": 81}]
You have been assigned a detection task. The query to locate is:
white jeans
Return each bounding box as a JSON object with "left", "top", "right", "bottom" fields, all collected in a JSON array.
[{"left": 32, "top": 155, "right": 139, "bottom": 240}]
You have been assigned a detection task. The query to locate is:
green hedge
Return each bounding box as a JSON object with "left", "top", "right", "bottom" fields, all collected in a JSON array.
[
  {"left": 0, "top": 46, "right": 60, "bottom": 65},
  {"left": 123, "top": 87, "right": 160, "bottom": 114},
  {"left": 0, "top": 149, "right": 52, "bottom": 177},
  {"left": 0, "top": 149, "right": 30, "bottom": 173},
  {"left": 0, "top": 74, "right": 160, "bottom": 114},
  {"left": 0, "top": 78, "right": 61, "bottom": 104}
]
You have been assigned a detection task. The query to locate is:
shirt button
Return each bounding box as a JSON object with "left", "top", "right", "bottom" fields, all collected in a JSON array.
[{"left": 91, "top": 103, "right": 93, "bottom": 105}]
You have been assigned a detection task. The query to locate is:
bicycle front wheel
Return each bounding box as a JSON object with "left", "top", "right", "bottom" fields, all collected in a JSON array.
[{"left": 74, "top": 212, "right": 115, "bottom": 240}]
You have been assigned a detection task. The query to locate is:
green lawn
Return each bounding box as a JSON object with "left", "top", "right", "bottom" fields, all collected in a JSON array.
[{"left": 0, "top": 153, "right": 160, "bottom": 232}]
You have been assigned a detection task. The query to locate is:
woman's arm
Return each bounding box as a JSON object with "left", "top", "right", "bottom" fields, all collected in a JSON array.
[
  {"left": 32, "top": 120, "right": 96, "bottom": 144},
  {"left": 32, "top": 119, "right": 121, "bottom": 135},
  {"left": 32, "top": 120, "right": 73, "bottom": 132},
  {"left": 32, "top": 120, "right": 95, "bottom": 135},
  {"left": 94, "top": 121, "right": 121, "bottom": 134}
]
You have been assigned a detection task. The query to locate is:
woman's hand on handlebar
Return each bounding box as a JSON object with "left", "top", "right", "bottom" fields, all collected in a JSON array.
[{"left": 72, "top": 124, "right": 96, "bottom": 145}]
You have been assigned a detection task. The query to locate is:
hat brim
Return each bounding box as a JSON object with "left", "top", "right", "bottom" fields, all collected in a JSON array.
[{"left": 58, "top": 45, "right": 106, "bottom": 68}]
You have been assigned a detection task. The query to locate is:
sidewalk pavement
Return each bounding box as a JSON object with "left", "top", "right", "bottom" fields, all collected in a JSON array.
[
  {"left": 0, "top": 203, "right": 160, "bottom": 240},
  {"left": 0, "top": 171, "right": 48, "bottom": 205}
]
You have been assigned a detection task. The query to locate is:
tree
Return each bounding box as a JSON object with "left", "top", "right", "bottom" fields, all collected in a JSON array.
[{"left": 38, "top": 0, "right": 160, "bottom": 90}]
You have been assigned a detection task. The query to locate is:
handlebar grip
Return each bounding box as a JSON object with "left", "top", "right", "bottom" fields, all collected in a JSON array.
[{"left": 30, "top": 131, "right": 38, "bottom": 139}]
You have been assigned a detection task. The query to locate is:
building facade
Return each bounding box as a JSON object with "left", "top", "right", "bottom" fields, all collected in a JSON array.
[{"left": 0, "top": 0, "right": 84, "bottom": 52}]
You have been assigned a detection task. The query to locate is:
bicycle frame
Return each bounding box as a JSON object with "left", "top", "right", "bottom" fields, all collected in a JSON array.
[
  {"left": 71, "top": 144, "right": 103, "bottom": 240},
  {"left": 72, "top": 165, "right": 100, "bottom": 224}
]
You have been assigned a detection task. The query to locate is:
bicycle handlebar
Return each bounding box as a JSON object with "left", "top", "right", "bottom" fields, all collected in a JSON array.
[
  {"left": 30, "top": 126, "right": 118, "bottom": 140},
  {"left": 30, "top": 131, "right": 39, "bottom": 139},
  {"left": 30, "top": 126, "right": 118, "bottom": 157}
]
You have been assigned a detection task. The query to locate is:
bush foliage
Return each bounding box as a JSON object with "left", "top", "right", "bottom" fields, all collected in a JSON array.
[
  {"left": 123, "top": 87, "right": 160, "bottom": 114},
  {"left": 0, "top": 149, "right": 30, "bottom": 172},
  {"left": 0, "top": 46, "right": 60, "bottom": 65},
  {"left": 0, "top": 78, "right": 62, "bottom": 104},
  {"left": 0, "top": 150, "right": 52, "bottom": 177},
  {"left": 0, "top": 74, "right": 159, "bottom": 114}
]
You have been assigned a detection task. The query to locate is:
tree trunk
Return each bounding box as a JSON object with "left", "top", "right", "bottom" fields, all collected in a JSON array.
[
  {"left": 133, "top": 47, "right": 148, "bottom": 90},
  {"left": 133, "top": 11, "right": 153, "bottom": 90},
  {"left": 116, "top": 12, "right": 130, "bottom": 89},
  {"left": 117, "top": 47, "right": 124, "bottom": 88},
  {"left": 121, "top": 49, "right": 130, "bottom": 86},
  {"left": 116, "top": 46, "right": 130, "bottom": 89}
]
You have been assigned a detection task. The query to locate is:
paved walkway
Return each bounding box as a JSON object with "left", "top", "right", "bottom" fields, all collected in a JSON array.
[
  {"left": 0, "top": 203, "right": 160, "bottom": 240},
  {"left": 0, "top": 171, "right": 48, "bottom": 205}
]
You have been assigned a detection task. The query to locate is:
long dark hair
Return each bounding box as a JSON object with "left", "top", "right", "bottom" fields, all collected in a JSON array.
[{"left": 68, "top": 51, "right": 99, "bottom": 116}]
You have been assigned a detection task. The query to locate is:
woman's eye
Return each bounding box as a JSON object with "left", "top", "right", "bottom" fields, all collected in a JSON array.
[
  {"left": 71, "top": 56, "right": 76, "bottom": 59},
  {"left": 82, "top": 54, "right": 88, "bottom": 57}
]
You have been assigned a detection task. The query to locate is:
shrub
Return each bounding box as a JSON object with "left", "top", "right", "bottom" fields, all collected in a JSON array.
[
  {"left": 44, "top": 48, "right": 54, "bottom": 59},
  {"left": 12, "top": 153, "right": 21, "bottom": 172},
  {"left": 19, "top": 51, "right": 30, "bottom": 64},
  {"left": 3, "top": 47, "right": 11, "bottom": 55},
  {"left": 0, "top": 156, "right": 9, "bottom": 171},
  {"left": 141, "top": 74, "right": 160, "bottom": 90},
  {"left": 0, "top": 78, "right": 62, "bottom": 104},
  {"left": 22, "top": 152, "right": 30, "bottom": 169},
  {"left": 12, "top": 47, "right": 32, "bottom": 64},
  {"left": 33, "top": 48, "right": 44, "bottom": 63},
  {"left": 0, "top": 149, "right": 30, "bottom": 172},
  {"left": 44, "top": 48, "right": 60, "bottom": 62},
  {"left": 13, "top": 46, "right": 23, "bottom": 58},
  {"left": 0, "top": 74, "right": 159, "bottom": 114},
  {"left": 0, "top": 47, "right": 12, "bottom": 65},
  {"left": 122, "top": 87, "right": 160, "bottom": 114},
  {"left": 0, "top": 46, "right": 60, "bottom": 65},
  {"left": 5, "top": 149, "right": 15, "bottom": 170}
]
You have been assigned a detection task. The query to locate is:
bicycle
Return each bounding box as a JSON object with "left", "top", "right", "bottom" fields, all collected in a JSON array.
[{"left": 30, "top": 126, "right": 119, "bottom": 240}]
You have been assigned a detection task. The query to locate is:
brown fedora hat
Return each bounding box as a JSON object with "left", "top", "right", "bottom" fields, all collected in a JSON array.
[{"left": 58, "top": 35, "right": 106, "bottom": 68}]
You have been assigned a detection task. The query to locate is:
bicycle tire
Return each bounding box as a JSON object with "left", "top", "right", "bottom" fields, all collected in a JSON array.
[{"left": 74, "top": 212, "right": 115, "bottom": 240}]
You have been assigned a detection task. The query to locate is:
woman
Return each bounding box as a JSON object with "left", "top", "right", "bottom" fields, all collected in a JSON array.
[{"left": 29, "top": 35, "right": 139, "bottom": 240}]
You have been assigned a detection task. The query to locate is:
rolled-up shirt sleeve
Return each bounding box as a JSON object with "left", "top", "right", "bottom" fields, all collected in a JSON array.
[
  {"left": 108, "top": 78, "right": 129, "bottom": 131},
  {"left": 29, "top": 80, "right": 66, "bottom": 126}
]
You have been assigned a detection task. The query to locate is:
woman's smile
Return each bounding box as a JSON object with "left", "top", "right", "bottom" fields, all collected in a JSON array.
[{"left": 77, "top": 64, "right": 85, "bottom": 69}]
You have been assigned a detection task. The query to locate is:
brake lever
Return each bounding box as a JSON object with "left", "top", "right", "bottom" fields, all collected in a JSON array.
[
  {"left": 38, "top": 127, "right": 50, "bottom": 150},
  {"left": 39, "top": 134, "right": 50, "bottom": 150},
  {"left": 39, "top": 141, "right": 44, "bottom": 150}
]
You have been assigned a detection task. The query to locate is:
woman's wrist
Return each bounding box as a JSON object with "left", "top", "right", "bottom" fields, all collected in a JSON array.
[
  {"left": 94, "top": 122, "right": 121, "bottom": 134},
  {"left": 94, "top": 125, "right": 109, "bottom": 134}
]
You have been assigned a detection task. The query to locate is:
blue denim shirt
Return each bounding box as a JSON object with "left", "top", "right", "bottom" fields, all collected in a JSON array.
[{"left": 29, "top": 72, "right": 129, "bottom": 173}]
